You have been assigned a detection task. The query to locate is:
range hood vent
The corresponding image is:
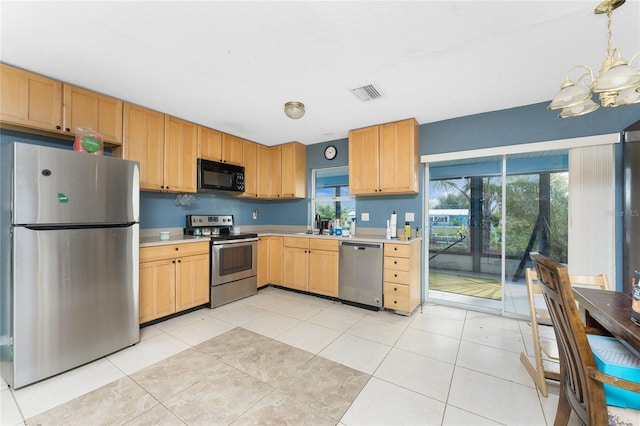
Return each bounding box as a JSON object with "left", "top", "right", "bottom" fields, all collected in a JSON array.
[{"left": 351, "top": 84, "right": 381, "bottom": 101}]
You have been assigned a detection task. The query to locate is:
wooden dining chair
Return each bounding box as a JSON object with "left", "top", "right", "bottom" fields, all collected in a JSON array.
[
  {"left": 531, "top": 253, "right": 640, "bottom": 426},
  {"left": 520, "top": 268, "right": 610, "bottom": 396}
]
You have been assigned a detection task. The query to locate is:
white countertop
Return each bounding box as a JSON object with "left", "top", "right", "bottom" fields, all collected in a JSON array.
[{"left": 139, "top": 228, "right": 422, "bottom": 247}]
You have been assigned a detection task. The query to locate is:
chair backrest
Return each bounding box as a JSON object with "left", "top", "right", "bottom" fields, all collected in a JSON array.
[{"left": 531, "top": 253, "right": 608, "bottom": 426}]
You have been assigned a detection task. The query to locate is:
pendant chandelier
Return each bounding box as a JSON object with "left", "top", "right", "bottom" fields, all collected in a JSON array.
[{"left": 548, "top": 0, "right": 640, "bottom": 118}]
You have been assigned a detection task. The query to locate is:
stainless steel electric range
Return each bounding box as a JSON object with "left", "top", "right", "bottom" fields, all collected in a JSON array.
[{"left": 185, "top": 214, "right": 258, "bottom": 308}]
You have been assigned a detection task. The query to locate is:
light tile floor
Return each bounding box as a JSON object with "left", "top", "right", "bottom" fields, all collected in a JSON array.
[{"left": 1, "top": 286, "right": 582, "bottom": 425}]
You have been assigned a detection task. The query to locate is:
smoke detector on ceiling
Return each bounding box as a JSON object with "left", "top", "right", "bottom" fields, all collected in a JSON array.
[{"left": 351, "top": 84, "right": 382, "bottom": 101}]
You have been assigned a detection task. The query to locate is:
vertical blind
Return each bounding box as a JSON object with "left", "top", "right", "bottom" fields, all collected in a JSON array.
[{"left": 568, "top": 144, "right": 615, "bottom": 289}]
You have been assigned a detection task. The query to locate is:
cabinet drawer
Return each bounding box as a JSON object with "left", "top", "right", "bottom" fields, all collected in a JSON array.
[
  {"left": 309, "top": 238, "right": 338, "bottom": 251},
  {"left": 384, "top": 282, "right": 409, "bottom": 297},
  {"left": 283, "top": 237, "right": 309, "bottom": 249},
  {"left": 384, "top": 243, "right": 411, "bottom": 258},
  {"left": 141, "top": 241, "right": 209, "bottom": 262},
  {"left": 384, "top": 268, "right": 410, "bottom": 284},
  {"left": 384, "top": 292, "right": 411, "bottom": 312},
  {"left": 384, "top": 256, "right": 410, "bottom": 271}
]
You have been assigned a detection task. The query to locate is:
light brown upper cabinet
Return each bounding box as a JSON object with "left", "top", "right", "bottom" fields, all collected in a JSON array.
[
  {"left": 281, "top": 142, "right": 306, "bottom": 198},
  {"left": 256, "top": 144, "right": 273, "bottom": 198},
  {"left": 269, "top": 145, "right": 283, "bottom": 198},
  {"left": 164, "top": 115, "right": 198, "bottom": 193},
  {"left": 0, "top": 63, "right": 63, "bottom": 133},
  {"left": 257, "top": 145, "right": 283, "bottom": 199},
  {"left": 121, "top": 103, "right": 165, "bottom": 190},
  {"left": 0, "top": 64, "right": 123, "bottom": 144},
  {"left": 63, "top": 85, "right": 123, "bottom": 144},
  {"left": 349, "top": 117, "right": 419, "bottom": 195},
  {"left": 237, "top": 139, "right": 258, "bottom": 198},
  {"left": 221, "top": 133, "right": 244, "bottom": 166},
  {"left": 198, "top": 126, "right": 223, "bottom": 162}
]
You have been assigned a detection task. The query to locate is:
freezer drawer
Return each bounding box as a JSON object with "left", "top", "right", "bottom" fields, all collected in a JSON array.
[
  {"left": 12, "top": 142, "right": 139, "bottom": 225},
  {"left": 10, "top": 225, "right": 139, "bottom": 388}
]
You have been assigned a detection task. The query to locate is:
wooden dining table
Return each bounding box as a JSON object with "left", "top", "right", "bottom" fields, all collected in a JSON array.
[{"left": 572, "top": 287, "right": 640, "bottom": 354}]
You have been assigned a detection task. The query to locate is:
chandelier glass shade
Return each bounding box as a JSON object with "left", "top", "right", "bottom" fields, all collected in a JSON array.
[
  {"left": 284, "top": 101, "right": 305, "bottom": 119},
  {"left": 548, "top": 0, "right": 640, "bottom": 118}
]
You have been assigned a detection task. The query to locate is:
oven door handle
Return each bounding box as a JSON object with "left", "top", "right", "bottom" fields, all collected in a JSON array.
[{"left": 212, "top": 237, "right": 259, "bottom": 245}]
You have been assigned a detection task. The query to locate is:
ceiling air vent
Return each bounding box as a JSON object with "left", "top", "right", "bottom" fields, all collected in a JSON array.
[{"left": 351, "top": 84, "right": 381, "bottom": 101}]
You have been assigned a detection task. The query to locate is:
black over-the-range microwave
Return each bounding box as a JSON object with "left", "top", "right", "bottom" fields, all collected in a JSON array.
[{"left": 197, "top": 159, "right": 245, "bottom": 193}]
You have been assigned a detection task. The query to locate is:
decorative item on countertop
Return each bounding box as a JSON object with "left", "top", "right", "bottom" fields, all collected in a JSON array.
[
  {"left": 329, "top": 223, "right": 334, "bottom": 236},
  {"left": 404, "top": 222, "right": 411, "bottom": 239},
  {"left": 159, "top": 231, "right": 170, "bottom": 240},
  {"left": 416, "top": 227, "right": 421, "bottom": 238},
  {"left": 386, "top": 220, "right": 391, "bottom": 240},
  {"left": 390, "top": 211, "right": 397, "bottom": 238},
  {"left": 350, "top": 218, "right": 356, "bottom": 237},
  {"left": 632, "top": 270, "right": 640, "bottom": 325},
  {"left": 73, "top": 127, "right": 104, "bottom": 155}
]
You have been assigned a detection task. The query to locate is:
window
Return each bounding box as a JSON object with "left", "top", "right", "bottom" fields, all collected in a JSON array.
[{"left": 311, "top": 167, "right": 355, "bottom": 230}]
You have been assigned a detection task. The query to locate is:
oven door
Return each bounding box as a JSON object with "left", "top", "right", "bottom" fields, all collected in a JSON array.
[{"left": 211, "top": 239, "right": 257, "bottom": 285}]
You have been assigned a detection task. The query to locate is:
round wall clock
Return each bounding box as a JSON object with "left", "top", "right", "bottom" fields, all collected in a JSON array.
[{"left": 324, "top": 145, "right": 337, "bottom": 160}]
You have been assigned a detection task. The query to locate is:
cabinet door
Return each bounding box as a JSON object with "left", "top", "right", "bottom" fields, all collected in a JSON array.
[
  {"left": 175, "top": 253, "right": 210, "bottom": 311},
  {"left": 139, "top": 259, "right": 176, "bottom": 323},
  {"left": 239, "top": 139, "right": 257, "bottom": 197},
  {"left": 269, "top": 145, "right": 282, "bottom": 199},
  {"left": 0, "top": 63, "right": 63, "bottom": 132},
  {"left": 348, "top": 126, "right": 380, "bottom": 194},
  {"left": 379, "top": 118, "right": 418, "bottom": 194},
  {"left": 257, "top": 237, "right": 269, "bottom": 287},
  {"left": 221, "top": 133, "right": 244, "bottom": 165},
  {"left": 308, "top": 249, "right": 339, "bottom": 297},
  {"left": 165, "top": 115, "right": 198, "bottom": 193},
  {"left": 283, "top": 246, "right": 309, "bottom": 291},
  {"left": 63, "top": 84, "right": 123, "bottom": 144},
  {"left": 268, "top": 236, "right": 283, "bottom": 285},
  {"left": 281, "top": 142, "right": 306, "bottom": 198},
  {"left": 198, "top": 126, "right": 223, "bottom": 162},
  {"left": 123, "top": 103, "right": 165, "bottom": 191},
  {"left": 256, "top": 144, "right": 272, "bottom": 198}
]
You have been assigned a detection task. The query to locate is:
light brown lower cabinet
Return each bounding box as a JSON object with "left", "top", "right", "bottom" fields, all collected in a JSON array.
[
  {"left": 383, "top": 241, "right": 421, "bottom": 314},
  {"left": 258, "top": 236, "right": 282, "bottom": 287},
  {"left": 139, "top": 241, "right": 209, "bottom": 323},
  {"left": 282, "top": 237, "right": 339, "bottom": 297}
]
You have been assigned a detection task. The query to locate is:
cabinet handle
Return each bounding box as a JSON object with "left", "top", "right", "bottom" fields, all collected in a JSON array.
[
  {"left": 175, "top": 247, "right": 179, "bottom": 251},
  {"left": 177, "top": 260, "right": 181, "bottom": 263},
  {"left": 394, "top": 300, "right": 397, "bottom": 304},
  {"left": 56, "top": 125, "right": 61, "bottom": 130},
  {"left": 394, "top": 273, "right": 398, "bottom": 278},
  {"left": 394, "top": 247, "right": 398, "bottom": 251},
  {"left": 394, "top": 260, "right": 398, "bottom": 264},
  {"left": 394, "top": 287, "right": 397, "bottom": 292},
  {"left": 172, "top": 260, "right": 176, "bottom": 263},
  {"left": 65, "top": 128, "right": 70, "bottom": 132}
]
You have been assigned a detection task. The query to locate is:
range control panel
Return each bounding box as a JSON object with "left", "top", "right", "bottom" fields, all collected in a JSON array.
[{"left": 186, "top": 214, "right": 234, "bottom": 228}]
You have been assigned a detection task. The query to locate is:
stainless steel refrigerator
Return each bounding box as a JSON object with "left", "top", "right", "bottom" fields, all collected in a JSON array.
[
  {"left": 623, "top": 120, "right": 640, "bottom": 295},
  {"left": 0, "top": 142, "right": 140, "bottom": 389}
]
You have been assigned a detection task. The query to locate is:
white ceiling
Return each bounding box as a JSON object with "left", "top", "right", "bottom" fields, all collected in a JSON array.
[{"left": 1, "top": 1, "right": 639, "bottom": 146}]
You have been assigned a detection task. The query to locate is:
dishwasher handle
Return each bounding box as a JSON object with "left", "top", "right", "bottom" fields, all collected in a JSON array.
[{"left": 340, "top": 241, "right": 382, "bottom": 250}]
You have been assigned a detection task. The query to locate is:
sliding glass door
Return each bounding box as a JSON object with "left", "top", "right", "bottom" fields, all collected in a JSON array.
[
  {"left": 427, "top": 156, "right": 503, "bottom": 311},
  {"left": 426, "top": 151, "right": 569, "bottom": 317}
]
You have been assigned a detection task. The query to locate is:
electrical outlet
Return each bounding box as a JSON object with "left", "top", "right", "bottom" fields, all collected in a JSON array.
[
  {"left": 405, "top": 212, "right": 414, "bottom": 222},
  {"left": 252, "top": 209, "right": 258, "bottom": 220},
  {"left": 361, "top": 213, "right": 369, "bottom": 221}
]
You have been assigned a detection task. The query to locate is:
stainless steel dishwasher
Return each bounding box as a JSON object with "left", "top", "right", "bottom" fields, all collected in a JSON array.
[{"left": 339, "top": 240, "right": 383, "bottom": 310}]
